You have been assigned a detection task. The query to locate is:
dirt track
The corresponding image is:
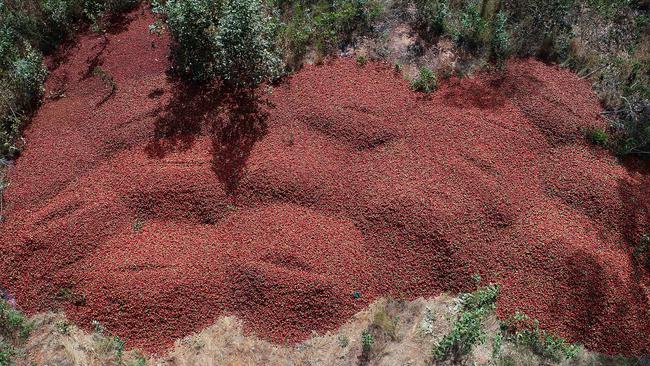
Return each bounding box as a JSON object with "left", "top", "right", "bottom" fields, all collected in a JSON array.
[{"left": 0, "top": 8, "right": 648, "bottom": 355}]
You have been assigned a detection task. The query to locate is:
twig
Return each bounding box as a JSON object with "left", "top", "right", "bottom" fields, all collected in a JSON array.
[
  {"left": 580, "top": 63, "right": 609, "bottom": 79},
  {"left": 0, "top": 176, "right": 5, "bottom": 222}
]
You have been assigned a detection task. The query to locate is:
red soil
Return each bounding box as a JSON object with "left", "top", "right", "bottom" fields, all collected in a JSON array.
[{"left": 1, "top": 8, "right": 649, "bottom": 355}]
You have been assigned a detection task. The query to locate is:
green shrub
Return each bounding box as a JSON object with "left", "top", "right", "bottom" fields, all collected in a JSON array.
[
  {"left": 273, "top": 0, "right": 381, "bottom": 65},
  {"left": 411, "top": 66, "right": 438, "bottom": 93},
  {"left": 491, "top": 11, "right": 509, "bottom": 64},
  {"left": 414, "top": 0, "right": 449, "bottom": 38},
  {"left": 312, "top": 0, "right": 380, "bottom": 53},
  {"left": 458, "top": 1, "right": 488, "bottom": 51},
  {"left": 433, "top": 284, "right": 499, "bottom": 361},
  {"left": 0, "top": 40, "right": 47, "bottom": 158},
  {"left": 0, "top": 339, "right": 16, "bottom": 366},
  {"left": 163, "top": 0, "right": 222, "bottom": 82},
  {"left": 588, "top": 127, "right": 609, "bottom": 146},
  {"left": 162, "top": 0, "right": 281, "bottom": 87}
]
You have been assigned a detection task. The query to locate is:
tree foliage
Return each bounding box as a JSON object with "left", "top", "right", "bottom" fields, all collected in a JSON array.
[{"left": 162, "top": 0, "right": 282, "bottom": 88}]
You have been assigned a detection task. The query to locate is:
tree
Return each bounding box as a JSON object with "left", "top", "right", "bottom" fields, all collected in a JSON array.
[{"left": 214, "top": 0, "right": 282, "bottom": 89}]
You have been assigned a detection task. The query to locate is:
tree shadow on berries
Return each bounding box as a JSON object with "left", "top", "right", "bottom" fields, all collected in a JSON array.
[
  {"left": 210, "top": 91, "right": 269, "bottom": 196},
  {"left": 146, "top": 79, "right": 269, "bottom": 197}
]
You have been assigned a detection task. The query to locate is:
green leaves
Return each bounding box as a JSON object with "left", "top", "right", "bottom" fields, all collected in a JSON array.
[
  {"left": 163, "top": 0, "right": 282, "bottom": 88},
  {"left": 504, "top": 311, "right": 579, "bottom": 362},
  {"left": 214, "top": 0, "right": 282, "bottom": 88},
  {"left": 433, "top": 284, "right": 499, "bottom": 360},
  {"left": 411, "top": 67, "right": 438, "bottom": 94}
]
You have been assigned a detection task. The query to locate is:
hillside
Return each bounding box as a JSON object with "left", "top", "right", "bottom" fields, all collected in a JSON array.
[
  {"left": 0, "top": 6, "right": 648, "bottom": 361},
  {"left": 1, "top": 1, "right": 650, "bottom": 365}
]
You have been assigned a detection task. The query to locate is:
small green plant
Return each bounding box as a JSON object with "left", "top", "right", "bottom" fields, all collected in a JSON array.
[
  {"left": 55, "top": 320, "right": 70, "bottom": 335},
  {"left": 356, "top": 55, "right": 368, "bottom": 66},
  {"left": 433, "top": 284, "right": 499, "bottom": 361},
  {"left": 411, "top": 66, "right": 438, "bottom": 93},
  {"left": 337, "top": 334, "right": 349, "bottom": 348},
  {"left": 0, "top": 300, "right": 33, "bottom": 343},
  {"left": 503, "top": 312, "right": 579, "bottom": 362},
  {"left": 133, "top": 217, "right": 144, "bottom": 232},
  {"left": 492, "top": 331, "right": 503, "bottom": 359},
  {"left": 361, "top": 330, "right": 374, "bottom": 352},
  {"left": 113, "top": 336, "right": 126, "bottom": 364},
  {"left": 148, "top": 19, "right": 164, "bottom": 35},
  {"left": 632, "top": 234, "right": 650, "bottom": 269},
  {"left": 394, "top": 62, "right": 403, "bottom": 74},
  {"left": 588, "top": 127, "right": 610, "bottom": 146}
]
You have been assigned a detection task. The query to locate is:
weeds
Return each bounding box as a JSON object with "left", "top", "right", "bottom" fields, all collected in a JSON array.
[
  {"left": 0, "top": 300, "right": 32, "bottom": 366},
  {"left": 361, "top": 330, "right": 374, "bottom": 352},
  {"left": 337, "top": 334, "right": 349, "bottom": 348},
  {"left": 55, "top": 320, "right": 70, "bottom": 335},
  {"left": 356, "top": 55, "right": 368, "bottom": 67},
  {"left": 587, "top": 127, "right": 610, "bottom": 146},
  {"left": 632, "top": 234, "right": 650, "bottom": 269},
  {"left": 433, "top": 283, "right": 499, "bottom": 361},
  {"left": 502, "top": 312, "right": 579, "bottom": 362},
  {"left": 0, "top": 301, "right": 33, "bottom": 343},
  {"left": 411, "top": 66, "right": 438, "bottom": 93},
  {"left": 133, "top": 217, "right": 144, "bottom": 232}
]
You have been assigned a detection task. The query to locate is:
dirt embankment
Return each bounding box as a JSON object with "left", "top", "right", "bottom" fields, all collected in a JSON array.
[{"left": 0, "top": 7, "right": 648, "bottom": 356}]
